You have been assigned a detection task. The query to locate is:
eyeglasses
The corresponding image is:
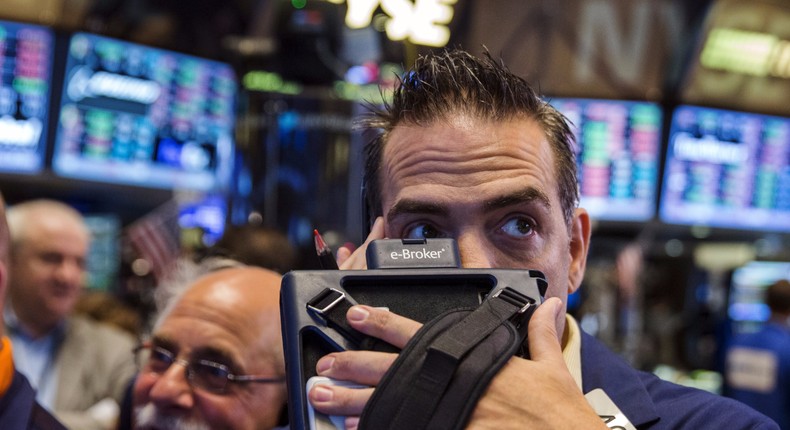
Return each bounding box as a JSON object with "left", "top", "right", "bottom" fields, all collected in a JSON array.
[{"left": 133, "top": 343, "right": 285, "bottom": 394}]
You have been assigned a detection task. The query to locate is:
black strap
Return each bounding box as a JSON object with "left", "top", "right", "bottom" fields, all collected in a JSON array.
[
  {"left": 306, "top": 288, "right": 399, "bottom": 353},
  {"left": 360, "top": 287, "right": 537, "bottom": 430}
]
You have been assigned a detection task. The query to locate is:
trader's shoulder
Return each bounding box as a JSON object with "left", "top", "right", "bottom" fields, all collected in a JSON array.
[
  {"left": 581, "top": 331, "right": 777, "bottom": 429},
  {"left": 638, "top": 370, "right": 779, "bottom": 429},
  {"left": 67, "top": 315, "right": 137, "bottom": 349},
  {"left": 29, "top": 402, "right": 68, "bottom": 430}
]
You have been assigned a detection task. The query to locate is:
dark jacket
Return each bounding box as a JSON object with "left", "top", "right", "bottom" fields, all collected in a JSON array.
[
  {"left": 0, "top": 370, "right": 67, "bottom": 430},
  {"left": 580, "top": 331, "right": 779, "bottom": 429}
]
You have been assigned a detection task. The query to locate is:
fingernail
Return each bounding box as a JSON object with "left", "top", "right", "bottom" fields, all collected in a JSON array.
[
  {"left": 348, "top": 306, "right": 369, "bottom": 322},
  {"left": 313, "top": 385, "right": 333, "bottom": 402},
  {"left": 316, "top": 356, "right": 334, "bottom": 374}
]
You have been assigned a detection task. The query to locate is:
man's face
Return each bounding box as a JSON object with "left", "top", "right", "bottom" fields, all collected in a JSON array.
[
  {"left": 10, "top": 214, "right": 88, "bottom": 331},
  {"left": 380, "top": 115, "right": 590, "bottom": 332},
  {"left": 132, "top": 270, "right": 286, "bottom": 430}
]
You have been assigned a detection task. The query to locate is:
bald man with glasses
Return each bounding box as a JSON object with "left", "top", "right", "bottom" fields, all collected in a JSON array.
[{"left": 131, "top": 264, "right": 287, "bottom": 430}]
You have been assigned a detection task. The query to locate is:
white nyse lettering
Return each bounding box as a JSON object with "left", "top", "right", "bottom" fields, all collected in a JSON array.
[
  {"left": 382, "top": 0, "right": 413, "bottom": 40},
  {"left": 343, "top": 0, "right": 456, "bottom": 47},
  {"left": 345, "top": 0, "right": 380, "bottom": 29},
  {"left": 576, "top": 0, "right": 684, "bottom": 86},
  {"left": 411, "top": 0, "right": 455, "bottom": 46}
]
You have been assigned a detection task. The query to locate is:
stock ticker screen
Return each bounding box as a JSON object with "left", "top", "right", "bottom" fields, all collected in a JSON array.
[
  {"left": 0, "top": 20, "right": 54, "bottom": 174},
  {"left": 729, "top": 261, "right": 790, "bottom": 334},
  {"left": 659, "top": 105, "right": 790, "bottom": 232},
  {"left": 52, "top": 33, "right": 237, "bottom": 191},
  {"left": 548, "top": 98, "right": 663, "bottom": 222}
]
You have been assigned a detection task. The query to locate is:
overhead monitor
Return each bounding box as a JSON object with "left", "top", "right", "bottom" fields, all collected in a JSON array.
[
  {"left": 52, "top": 33, "right": 237, "bottom": 191},
  {"left": 659, "top": 105, "right": 790, "bottom": 232},
  {"left": 548, "top": 98, "right": 663, "bottom": 222},
  {"left": 728, "top": 261, "right": 790, "bottom": 334},
  {"left": 679, "top": 0, "right": 790, "bottom": 118},
  {"left": 0, "top": 20, "right": 55, "bottom": 174}
]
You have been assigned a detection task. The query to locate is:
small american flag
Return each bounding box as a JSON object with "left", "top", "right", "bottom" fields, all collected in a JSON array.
[{"left": 126, "top": 201, "right": 181, "bottom": 281}]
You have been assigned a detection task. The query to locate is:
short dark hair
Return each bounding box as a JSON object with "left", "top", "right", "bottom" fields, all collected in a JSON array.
[
  {"left": 766, "top": 279, "right": 790, "bottom": 315},
  {"left": 359, "top": 49, "right": 578, "bottom": 227}
]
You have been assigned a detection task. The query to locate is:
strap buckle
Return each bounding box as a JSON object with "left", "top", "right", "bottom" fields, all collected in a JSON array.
[
  {"left": 306, "top": 288, "right": 346, "bottom": 322},
  {"left": 491, "top": 286, "right": 534, "bottom": 314}
]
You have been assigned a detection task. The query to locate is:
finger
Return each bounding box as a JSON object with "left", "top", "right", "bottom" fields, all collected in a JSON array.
[
  {"left": 336, "top": 246, "right": 352, "bottom": 266},
  {"left": 316, "top": 350, "right": 398, "bottom": 385},
  {"left": 339, "top": 217, "right": 385, "bottom": 270},
  {"left": 346, "top": 305, "right": 422, "bottom": 349},
  {"left": 366, "top": 216, "right": 385, "bottom": 242},
  {"left": 345, "top": 416, "right": 360, "bottom": 430},
  {"left": 309, "top": 384, "right": 375, "bottom": 416},
  {"left": 526, "top": 297, "right": 565, "bottom": 363},
  {"left": 338, "top": 246, "right": 367, "bottom": 270}
]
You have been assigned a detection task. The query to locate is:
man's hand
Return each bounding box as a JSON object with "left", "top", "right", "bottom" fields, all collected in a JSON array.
[
  {"left": 336, "top": 217, "right": 384, "bottom": 269},
  {"left": 466, "top": 299, "right": 607, "bottom": 430},
  {"left": 308, "top": 297, "right": 607, "bottom": 430}
]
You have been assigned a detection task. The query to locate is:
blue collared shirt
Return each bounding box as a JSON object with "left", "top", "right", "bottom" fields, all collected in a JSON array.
[{"left": 4, "top": 305, "right": 65, "bottom": 412}]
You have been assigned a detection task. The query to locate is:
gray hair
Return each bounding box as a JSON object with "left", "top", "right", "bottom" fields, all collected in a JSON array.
[{"left": 149, "top": 256, "right": 245, "bottom": 332}]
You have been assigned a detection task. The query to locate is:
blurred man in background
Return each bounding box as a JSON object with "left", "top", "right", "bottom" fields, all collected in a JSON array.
[
  {"left": 0, "top": 193, "right": 66, "bottom": 429},
  {"left": 725, "top": 279, "right": 790, "bottom": 429},
  {"left": 131, "top": 263, "right": 288, "bottom": 430},
  {"left": 4, "top": 199, "right": 136, "bottom": 430},
  {"left": 212, "top": 224, "right": 298, "bottom": 274}
]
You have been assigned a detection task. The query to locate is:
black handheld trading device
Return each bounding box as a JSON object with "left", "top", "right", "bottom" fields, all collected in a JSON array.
[{"left": 280, "top": 238, "right": 547, "bottom": 430}]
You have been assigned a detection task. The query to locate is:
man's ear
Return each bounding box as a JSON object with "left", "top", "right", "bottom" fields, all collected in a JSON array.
[
  {"left": 567, "top": 208, "right": 591, "bottom": 295},
  {"left": 0, "top": 263, "right": 7, "bottom": 337},
  {"left": 0, "top": 262, "right": 6, "bottom": 299}
]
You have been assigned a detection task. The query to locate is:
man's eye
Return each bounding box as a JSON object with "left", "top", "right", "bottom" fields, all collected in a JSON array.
[
  {"left": 500, "top": 217, "right": 535, "bottom": 238},
  {"left": 40, "top": 253, "right": 63, "bottom": 265},
  {"left": 404, "top": 223, "right": 442, "bottom": 239},
  {"left": 148, "top": 347, "right": 175, "bottom": 371},
  {"left": 194, "top": 361, "right": 231, "bottom": 387}
]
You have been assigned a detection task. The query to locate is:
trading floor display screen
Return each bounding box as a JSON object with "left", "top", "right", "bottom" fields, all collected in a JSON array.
[
  {"left": 729, "top": 261, "right": 790, "bottom": 334},
  {"left": 548, "top": 98, "right": 663, "bottom": 222},
  {"left": 52, "top": 33, "right": 237, "bottom": 191},
  {"left": 659, "top": 105, "right": 790, "bottom": 231},
  {"left": 0, "top": 20, "right": 54, "bottom": 174}
]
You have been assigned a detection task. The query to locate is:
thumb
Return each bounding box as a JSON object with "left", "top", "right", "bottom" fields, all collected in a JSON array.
[{"left": 526, "top": 297, "right": 565, "bottom": 363}]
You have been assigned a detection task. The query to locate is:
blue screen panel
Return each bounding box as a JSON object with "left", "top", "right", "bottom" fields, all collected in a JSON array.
[
  {"left": 729, "top": 261, "right": 790, "bottom": 334},
  {"left": 52, "top": 33, "right": 237, "bottom": 191},
  {"left": 0, "top": 20, "right": 54, "bottom": 174},
  {"left": 548, "top": 98, "right": 663, "bottom": 222},
  {"left": 659, "top": 105, "right": 790, "bottom": 231}
]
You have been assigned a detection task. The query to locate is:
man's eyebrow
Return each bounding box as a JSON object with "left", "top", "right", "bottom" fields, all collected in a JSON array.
[
  {"left": 387, "top": 199, "right": 449, "bottom": 220},
  {"left": 192, "top": 346, "right": 239, "bottom": 368},
  {"left": 482, "top": 187, "right": 552, "bottom": 212},
  {"left": 149, "top": 335, "right": 240, "bottom": 369},
  {"left": 150, "top": 335, "right": 177, "bottom": 351}
]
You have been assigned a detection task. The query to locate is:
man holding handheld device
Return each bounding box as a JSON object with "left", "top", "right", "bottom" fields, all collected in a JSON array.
[
  {"left": 282, "top": 238, "right": 547, "bottom": 429},
  {"left": 306, "top": 49, "right": 777, "bottom": 429}
]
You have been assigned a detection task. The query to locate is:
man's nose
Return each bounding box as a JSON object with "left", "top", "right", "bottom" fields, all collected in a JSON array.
[
  {"left": 54, "top": 259, "right": 83, "bottom": 284},
  {"left": 148, "top": 362, "right": 195, "bottom": 410},
  {"left": 455, "top": 231, "right": 495, "bottom": 269}
]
